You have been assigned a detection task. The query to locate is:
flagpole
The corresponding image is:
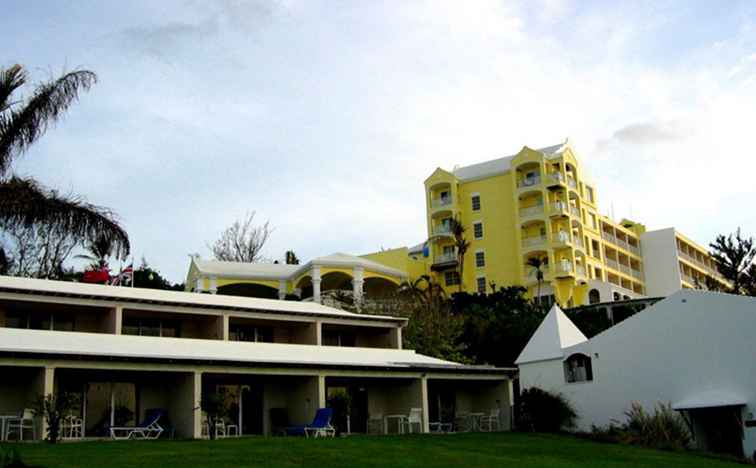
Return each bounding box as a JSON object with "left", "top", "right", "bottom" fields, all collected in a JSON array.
[{"left": 131, "top": 256, "right": 135, "bottom": 288}]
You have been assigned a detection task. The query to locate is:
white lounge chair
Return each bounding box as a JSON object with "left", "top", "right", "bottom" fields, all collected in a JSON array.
[
  {"left": 110, "top": 409, "right": 164, "bottom": 440},
  {"left": 479, "top": 409, "right": 500, "bottom": 432},
  {"left": 5, "top": 409, "right": 36, "bottom": 441}
]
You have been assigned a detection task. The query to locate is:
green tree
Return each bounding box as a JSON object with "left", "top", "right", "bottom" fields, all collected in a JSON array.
[
  {"left": 710, "top": 228, "right": 755, "bottom": 295},
  {"left": 132, "top": 258, "right": 183, "bottom": 290},
  {"left": 75, "top": 234, "right": 114, "bottom": 269},
  {"left": 526, "top": 256, "right": 548, "bottom": 307},
  {"left": 0, "top": 64, "right": 130, "bottom": 266},
  {"left": 285, "top": 250, "right": 300, "bottom": 265},
  {"left": 33, "top": 392, "right": 80, "bottom": 444},
  {"left": 452, "top": 286, "right": 545, "bottom": 367},
  {"left": 449, "top": 216, "right": 470, "bottom": 292}
]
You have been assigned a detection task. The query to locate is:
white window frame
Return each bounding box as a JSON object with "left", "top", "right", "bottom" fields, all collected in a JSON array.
[
  {"left": 471, "top": 193, "right": 481, "bottom": 212},
  {"left": 473, "top": 221, "right": 484, "bottom": 240},
  {"left": 475, "top": 249, "right": 485, "bottom": 268}
]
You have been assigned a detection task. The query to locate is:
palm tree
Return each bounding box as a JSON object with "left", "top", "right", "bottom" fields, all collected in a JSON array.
[
  {"left": 75, "top": 234, "right": 114, "bottom": 269},
  {"left": 285, "top": 250, "right": 300, "bottom": 265},
  {"left": 526, "top": 256, "right": 548, "bottom": 307},
  {"left": 0, "top": 64, "right": 130, "bottom": 266},
  {"left": 449, "top": 216, "right": 470, "bottom": 292}
]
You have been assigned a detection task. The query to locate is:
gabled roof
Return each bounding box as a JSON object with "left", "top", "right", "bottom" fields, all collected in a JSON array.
[
  {"left": 515, "top": 304, "right": 587, "bottom": 365},
  {"left": 451, "top": 139, "right": 571, "bottom": 182}
]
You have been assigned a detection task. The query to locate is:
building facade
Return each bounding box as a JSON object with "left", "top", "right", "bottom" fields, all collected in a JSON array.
[
  {"left": 185, "top": 140, "right": 728, "bottom": 308},
  {"left": 516, "top": 290, "right": 756, "bottom": 459},
  {"left": 0, "top": 276, "right": 513, "bottom": 440}
]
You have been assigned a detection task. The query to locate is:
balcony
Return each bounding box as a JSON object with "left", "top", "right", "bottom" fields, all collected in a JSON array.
[
  {"left": 519, "top": 205, "right": 545, "bottom": 219},
  {"left": 569, "top": 205, "right": 581, "bottom": 219},
  {"left": 552, "top": 231, "right": 571, "bottom": 245},
  {"left": 547, "top": 172, "right": 565, "bottom": 186},
  {"left": 573, "top": 237, "right": 585, "bottom": 251},
  {"left": 434, "top": 252, "right": 457, "bottom": 265},
  {"left": 517, "top": 176, "right": 541, "bottom": 189},
  {"left": 549, "top": 201, "right": 569, "bottom": 216},
  {"left": 522, "top": 235, "right": 548, "bottom": 249},
  {"left": 567, "top": 175, "right": 577, "bottom": 189},
  {"left": 555, "top": 261, "right": 573, "bottom": 276},
  {"left": 431, "top": 197, "right": 453, "bottom": 209},
  {"left": 432, "top": 224, "right": 452, "bottom": 237},
  {"left": 606, "top": 258, "right": 619, "bottom": 271},
  {"left": 575, "top": 264, "right": 586, "bottom": 277},
  {"left": 678, "top": 250, "right": 726, "bottom": 282},
  {"left": 631, "top": 268, "right": 643, "bottom": 280}
]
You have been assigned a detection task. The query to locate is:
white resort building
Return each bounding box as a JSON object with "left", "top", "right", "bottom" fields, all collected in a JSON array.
[{"left": 0, "top": 275, "right": 513, "bottom": 440}]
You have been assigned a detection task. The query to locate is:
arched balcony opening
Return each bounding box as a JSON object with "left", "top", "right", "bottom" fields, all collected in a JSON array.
[
  {"left": 563, "top": 353, "right": 593, "bottom": 383},
  {"left": 364, "top": 277, "right": 400, "bottom": 299},
  {"left": 518, "top": 191, "right": 545, "bottom": 219},
  {"left": 296, "top": 276, "right": 313, "bottom": 300},
  {"left": 564, "top": 163, "right": 578, "bottom": 189},
  {"left": 216, "top": 283, "right": 279, "bottom": 299},
  {"left": 521, "top": 220, "right": 547, "bottom": 250},
  {"left": 588, "top": 289, "right": 601, "bottom": 304},
  {"left": 515, "top": 162, "right": 542, "bottom": 189}
]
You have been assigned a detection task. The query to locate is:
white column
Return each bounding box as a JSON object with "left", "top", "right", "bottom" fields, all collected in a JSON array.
[
  {"left": 278, "top": 280, "right": 287, "bottom": 300},
  {"left": 352, "top": 267, "right": 364, "bottom": 305},
  {"left": 420, "top": 376, "right": 430, "bottom": 433},
  {"left": 312, "top": 267, "right": 322, "bottom": 304},
  {"left": 195, "top": 277, "right": 204, "bottom": 293},
  {"left": 209, "top": 276, "right": 218, "bottom": 295}
]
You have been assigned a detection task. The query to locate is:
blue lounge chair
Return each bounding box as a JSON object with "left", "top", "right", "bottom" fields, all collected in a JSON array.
[
  {"left": 110, "top": 409, "right": 165, "bottom": 440},
  {"left": 285, "top": 408, "right": 335, "bottom": 438}
]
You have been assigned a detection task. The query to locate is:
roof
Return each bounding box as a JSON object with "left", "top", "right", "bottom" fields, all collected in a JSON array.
[
  {"left": 515, "top": 304, "right": 588, "bottom": 365},
  {"left": 672, "top": 390, "right": 747, "bottom": 410},
  {"left": 452, "top": 140, "right": 571, "bottom": 182},
  {"left": 0, "top": 327, "right": 510, "bottom": 375},
  {"left": 191, "top": 252, "right": 407, "bottom": 281},
  {"left": 0, "top": 276, "right": 406, "bottom": 324}
]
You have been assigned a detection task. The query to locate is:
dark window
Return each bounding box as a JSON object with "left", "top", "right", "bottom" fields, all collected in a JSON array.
[
  {"left": 444, "top": 271, "right": 460, "bottom": 286},
  {"left": 473, "top": 222, "right": 483, "bottom": 239},
  {"left": 5, "top": 311, "right": 28, "bottom": 329},
  {"left": 476, "top": 277, "right": 486, "bottom": 293},
  {"left": 471, "top": 195, "right": 481, "bottom": 211},
  {"left": 564, "top": 353, "right": 593, "bottom": 383},
  {"left": 588, "top": 289, "right": 601, "bottom": 304},
  {"left": 229, "top": 324, "right": 274, "bottom": 342},
  {"left": 323, "top": 330, "right": 356, "bottom": 347},
  {"left": 475, "top": 251, "right": 485, "bottom": 268},
  {"left": 123, "top": 317, "right": 180, "bottom": 337}
]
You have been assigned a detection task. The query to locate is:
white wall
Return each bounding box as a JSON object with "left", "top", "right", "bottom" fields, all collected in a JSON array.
[
  {"left": 640, "top": 228, "right": 682, "bottom": 297},
  {"left": 519, "top": 291, "right": 756, "bottom": 457}
]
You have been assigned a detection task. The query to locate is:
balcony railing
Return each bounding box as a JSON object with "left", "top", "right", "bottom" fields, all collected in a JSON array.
[
  {"left": 606, "top": 258, "right": 619, "bottom": 271},
  {"left": 519, "top": 205, "right": 544, "bottom": 218},
  {"left": 556, "top": 261, "right": 573, "bottom": 274},
  {"left": 548, "top": 172, "right": 565, "bottom": 184},
  {"left": 575, "top": 265, "right": 586, "bottom": 277},
  {"left": 522, "top": 235, "right": 547, "bottom": 248},
  {"left": 517, "top": 176, "right": 541, "bottom": 188},
  {"left": 434, "top": 252, "right": 457, "bottom": 264},
  {"left": 431, "top": 197, "right": 452, "bottom": 209},
  {"left": 569, "top": 205, "right": 581, "bottom": 219},
  {"left": 553, "top": 231, "right": 570, "bottom": 244},
  {"left": 678, "top": 250, "right": 726, "bottom": 281},
  {"left": 601, "top": 231, "right": 616, "bottom": 243},
  {"left": 620, "top": 264, "right": 631, "bottom": 275},
  {"left": 631, "top": 268, "right": 643, "bottom": 280},
  {"left": 567, "top": 175, "right": 577, "bottom": 189},
  {"left": 549, "top": 201, "right": 568, "bottom": 215},
  {"left": 573, "top": 237, "right": 584, "bottom": 250},
  {"left": 433, "top": 225, "right": 452, "bottom": 236}
]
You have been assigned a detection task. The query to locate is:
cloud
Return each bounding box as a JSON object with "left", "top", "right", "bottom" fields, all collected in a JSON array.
[{"left": 610, "top": 121, "right": 687, "bottom": 145}]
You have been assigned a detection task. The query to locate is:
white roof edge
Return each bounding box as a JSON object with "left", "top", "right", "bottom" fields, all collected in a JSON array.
[
  {"left": 515, "top": 304, "right": 587, "bottom": 365},
  {"left": 0, "top": 276, "right": 406, "bottom": 323}
]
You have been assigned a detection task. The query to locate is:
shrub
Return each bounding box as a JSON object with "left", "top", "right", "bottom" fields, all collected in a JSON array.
[
  {"left": 517, "top": 387, "right": 577, "bottom": 432},
  {"left": 32, "top": 392, "right": 80, "bottom": 444},
  {"left": 622, "top": 402, "right": 691, "bottom": 451}
]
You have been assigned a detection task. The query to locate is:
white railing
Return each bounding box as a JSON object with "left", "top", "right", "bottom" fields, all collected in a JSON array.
[
  {"left": 620, "top": 264, "right": 631, "bottom": 275},
  {"left": 679, "top": 250, "right": 725, "bottom": 281},
  {"left": 557, "top": 261, "right": 573, "bottom": 274},
  {"left": 519, "top": 205, "right": 544, "bottom": 218},
  {"left": 553, "top": 231, "right": 570, "bottom": 244},
  {"left": 606, "top": 258, "right": 619, "bottom": 271},
  {"left": 550, "top": 201, "right": 568, "bottom": 215},
  {"left": 567, "top": 176, "right": 577, "bottom": 189},
  {"left": 433, "top": 225, "right": 452, "bottom": 236},
  {"left": 601, "top": 231, "right": 616, "bottom": 243},
  {"left": 549, "top": 172, "right": 564, "bottom": 184},
  {"left": 631, "top": 269, "right": 643, "bottom": 280},
  {"left": 576, "top": 265, "right": 586, "bottom": 277},
  {"left": 522, "top": 235, "right": 547, "bottom": 248},
  {"left": 517, "top": 176, "right": 541, "bottom": 188},
  {"left": 629, "top": 244, "right": 641, "bottom": 255},
  {"left": 573, "top": 237, "right": 584, "bottom": 250},
  {"left": 431, "top": 197, "right": 452, "bottom": 208},
  {"left": 570, "top": 206, "right": 581, "bottom": 219},
  {"left": 434, "top": 252, "right": 457, "bottom": 264}
]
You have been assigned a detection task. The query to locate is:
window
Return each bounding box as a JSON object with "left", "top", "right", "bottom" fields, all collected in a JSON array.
[
  {"left": 123, "top": 317, "right": 182, "bottom": 337},
  {"left": 476, "top": 277, "right": 486, "bottom": 294},
  {"left": 475, "top": 251, "right": 485, "bottom": 268},
  {"left": 5, "top": 311, "right": 75, "bottom": 331},
  {"left": 471, "top": 194, "right": 481, "bottom": 211},
  {"left": 444, "top": 271, "right": 460, "bottom": 286},
  {"left": 589, "top": 213, "right": 597, "bottom": 230},
  {"left": 229, "top": 324, "right": 274, "bottom": 342},
  {"left": 564, "top": 353, "right": 593, "bottom": 383},
  {"left": 588, "top": 289, "right": 601, "bottom": 304},
  {"left": 586, "top": 186, "right": 595, "bottom": 203},
  {"left": 323, "top": 330, "right": 356, "bottom": 347},
  {"left": 473, "top": 222, "right": 483, "bottom": 239},
  {"left": 439, "top": 190, "right": 450, "bottom": 203}
]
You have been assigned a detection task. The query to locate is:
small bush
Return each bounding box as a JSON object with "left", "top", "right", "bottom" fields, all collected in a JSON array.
[
  {"left": 517, "top": 387, "right": 577, "bottom": 432},
  {"left": 586, "top": 402, "right": 691, "bottom": 451}
]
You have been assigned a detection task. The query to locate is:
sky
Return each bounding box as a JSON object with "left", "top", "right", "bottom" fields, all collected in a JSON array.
[{"left": 4, "top": 0, "right": 756, "bottom": 282}]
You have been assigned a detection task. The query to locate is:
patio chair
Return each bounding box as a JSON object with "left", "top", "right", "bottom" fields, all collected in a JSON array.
[
  {"left": 366, "top": 413, "right": 384, "bottom": 435},
  {"left": 5, "top": 409, "right": 36, "bottom": 441},
  {"left": 399, "top": 408, "right": 423, "bottom": 434},
  {"left": 62, "top": 414, "right": 84, "bottom": 440},
  {"left": 479, "top": 409, "right": 500, "bottom": 432},
  {"left": 109, "top": 409, "right": 165, "bottom": 440},
  {"left": 429, "top": 421, "right": 453, "bottom": 433},
  {"left": 285, "top": 408, "right": 335, "bottom": 438}
]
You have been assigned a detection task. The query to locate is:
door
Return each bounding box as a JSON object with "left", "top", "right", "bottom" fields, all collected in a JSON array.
[
  {"left": 349, "top": 386, "right": 368, "bottom": 434},
  {"left": 241, "top": 385, "right": 264, "bottom": 435}
]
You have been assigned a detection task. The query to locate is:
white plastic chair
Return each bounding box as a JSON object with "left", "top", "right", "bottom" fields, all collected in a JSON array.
[
  {"left": 367, "top": 413, "right": 384, "bottom": 435},
  {"left": 479, "top": 409, "right": 500, "bottom": 432},
  {"left": 399, "top": 408, "right": 423, "bottom": 434},
  {"left": 62, "top": 415, "right": 84, "bottom": 439},
  {"left": 6, "top": 409, "right": 36, "bottom": 441}
]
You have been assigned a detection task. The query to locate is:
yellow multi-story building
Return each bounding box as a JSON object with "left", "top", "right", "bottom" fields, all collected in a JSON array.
[{"left": 186, "top": 139, "right": 729, "bottom": 307}]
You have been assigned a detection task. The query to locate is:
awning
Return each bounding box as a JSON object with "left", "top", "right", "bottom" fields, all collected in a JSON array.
[{"left": 672, "top": 390, "right": 748, "bottom": 411}]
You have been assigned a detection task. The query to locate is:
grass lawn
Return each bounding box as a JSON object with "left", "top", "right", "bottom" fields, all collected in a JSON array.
[{"left": 3, "top": 432, "right": 742, "bottom": 468}]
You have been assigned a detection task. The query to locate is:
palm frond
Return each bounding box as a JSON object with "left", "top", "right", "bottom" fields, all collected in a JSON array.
[
  {"left": 0, "top": 67, "right": 97, "bottom": 176},
  {"left": 0, "top": 64, "right": 27, "bottom": 113},
  {"left": 0, "top": 177, "right": 130, "bottom": 259}
]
